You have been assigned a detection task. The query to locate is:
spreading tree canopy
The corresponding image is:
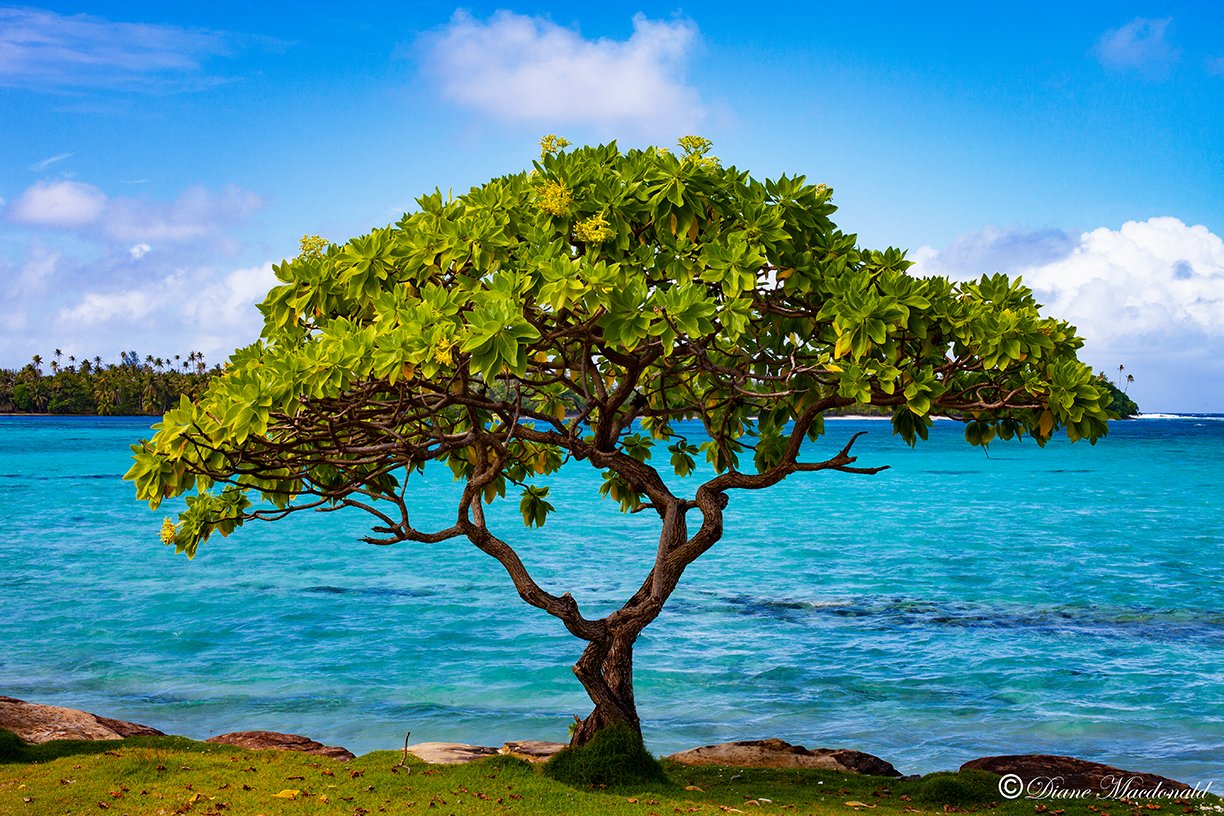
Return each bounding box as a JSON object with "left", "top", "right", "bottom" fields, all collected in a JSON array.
[{"left": 127, "top": 137, "right": 1113, "bottom": 746}]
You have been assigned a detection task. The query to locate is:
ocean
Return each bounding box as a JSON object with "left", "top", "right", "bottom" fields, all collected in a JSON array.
[{"left": 0, "top": 414, "right": 1220, "bottom": 780}]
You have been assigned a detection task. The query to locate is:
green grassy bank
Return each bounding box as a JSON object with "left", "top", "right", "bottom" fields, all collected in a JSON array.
[{"left": 1, "top": 731, "right": 1216, "bottom": 816}]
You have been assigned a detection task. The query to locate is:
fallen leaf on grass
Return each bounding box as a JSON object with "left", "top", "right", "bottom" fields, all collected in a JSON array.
[
  {"left": 844, "top": 801, "right": 877, "bottom": 809},
  {"left": 272, "top": 789, "right": 300, "bottom": 799},
  {"left": 684, "top": 785, "right": 705, "bottom": 792}
]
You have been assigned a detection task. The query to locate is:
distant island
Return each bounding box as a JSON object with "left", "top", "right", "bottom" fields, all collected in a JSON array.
[
  {"left": 0, "top": 350, "right": 215, "bottom": 416},
  {"left": 0, "top": 350, "right": 1141, "bottom": 419},
  {"left": 1096, "top": 375, "right": 1139, "bottom": 418}
]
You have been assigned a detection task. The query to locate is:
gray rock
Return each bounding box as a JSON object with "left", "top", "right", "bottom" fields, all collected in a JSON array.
[
  {"left": 0, "top": 696, "right": 164, "bottom": 743},
  {"left": 500, "top": 740, "right": 567, "bottom": 762},
  {"left": 667, "top": 738, "right": 901, "bottom": 777},
  {"left": 961, "top": 754, "right": 1190, "bottom": 795},
  {"left": 405, "top": 741, "right": 500, "bottom": 764},
  {"left": 206, "top": 730, "right": 355, "bottom": 761}
]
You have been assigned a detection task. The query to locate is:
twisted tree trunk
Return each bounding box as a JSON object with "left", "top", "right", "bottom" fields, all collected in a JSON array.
[{"left": 569, "top": 629, "right": 640, "bottom": 746}]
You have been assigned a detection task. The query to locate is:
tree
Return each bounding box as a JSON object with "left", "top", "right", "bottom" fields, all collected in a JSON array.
[{"left": 127, "top": 137, "right": 1113, "bottom": 748}]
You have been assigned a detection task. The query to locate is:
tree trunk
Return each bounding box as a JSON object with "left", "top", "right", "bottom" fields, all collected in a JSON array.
[{"left": 569, "top": 628, "right": 641, "bottom": 747}]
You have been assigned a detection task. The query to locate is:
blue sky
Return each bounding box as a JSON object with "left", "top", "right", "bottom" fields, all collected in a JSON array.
[{"left": 2, "top": 2, "right": 1222, "bottom": 410}]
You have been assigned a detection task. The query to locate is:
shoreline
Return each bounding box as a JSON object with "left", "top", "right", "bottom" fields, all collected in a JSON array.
[{"left": 0, "top": 695, "right": 1207, "bottom": 790}]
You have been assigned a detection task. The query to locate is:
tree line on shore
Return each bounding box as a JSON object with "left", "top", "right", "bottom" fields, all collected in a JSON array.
[
  {"left": 0, "top": 350, "right": 215, "bottom": 415},
  {"left": 0, "top": 349, "right": 1140, "bottom": 418}
]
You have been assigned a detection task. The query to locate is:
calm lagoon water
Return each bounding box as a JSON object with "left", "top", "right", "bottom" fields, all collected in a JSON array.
[{"left": 0, "top": 415, "right": 1221, "bottom": 779}]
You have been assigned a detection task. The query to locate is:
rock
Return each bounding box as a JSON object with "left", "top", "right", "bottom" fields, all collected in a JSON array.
[
  {"left": 667, "top": 739, "right": 901, "bottom": 777},
  {"left": 206, "top": 730, "right": 355, "bottom": 761},
  {"left": 500, "top": 740, "right": 567, "bottom": 762},
  {"left": 961, "top": 754, "right": 1190, "bottom": 795},
  {"left": 0, "top": 696, "right": 164, "bottom": 743},
  {"left": 405, "top": 741, "right": 500, "bottom": 764}
]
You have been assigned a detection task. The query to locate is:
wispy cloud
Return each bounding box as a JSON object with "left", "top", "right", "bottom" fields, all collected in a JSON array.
[
  {"left": 418, "top": 11, "right": 703, "bottom": 137},
  {"left": 102, "top": 184, "right": 261, "bottom": 243},
  {"left": 1095, "top": 17, "right": 1179, "bottom": 76},
  {"left": 4, "top": 179, "right": 261, "bottom": 244},
  {"left": 0, "top": 6, "right": 232, "bottom": 92},
  {"left": 29, "top": 152, "right": 74, "bottom": 171}
]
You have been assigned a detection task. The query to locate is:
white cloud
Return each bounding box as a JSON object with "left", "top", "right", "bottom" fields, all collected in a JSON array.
[
  {"left": 58, "top": 289, "right": 155, "bottom": 326},
  {"left": 0, "top": 6, "right": 230, "bottom": 92},
  {"left": 14, "top": 245, "right": 61, "bottom": 294},
  {"left": 54, "top": 261, "right": 276, "bottom": 357},
  {"left": 103, "top": 184, "right": 261, "bottom": 243},
  {"left": 1095, "top": 18, "right": 1178, "bottom": 74},
  {"left": 4, "top": 179, "right": 261, "bottom": 244},
  {"left": 129, "top": 242, "right": 152, "bottom": 259},
  {"left": 912, "top": 217, "right": 1224, "bottom": 411},
  {"left": 419, "top": 11, "right": 703, "bottom": 136},
  {"left": 7, "top": 180, "right": 107, "bottom": 227}
]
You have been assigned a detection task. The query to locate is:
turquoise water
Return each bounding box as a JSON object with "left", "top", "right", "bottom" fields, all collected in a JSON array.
[{"left": 0, "top": 415, "right": 1221, "bottom": 780}]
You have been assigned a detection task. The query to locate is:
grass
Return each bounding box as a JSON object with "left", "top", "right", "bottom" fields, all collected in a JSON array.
[
  {"left": 543, "top": 723, "right": 668, "bottom": 788},
  {"left": 0, "top": 730, "right": 1219, "bottom": 816}
]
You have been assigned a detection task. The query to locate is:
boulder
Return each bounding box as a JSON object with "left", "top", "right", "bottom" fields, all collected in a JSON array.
[
  {"left": 405, "top": 741, "right": 500, "bottom": 764},
  {"left": 0, "top": 696, "right": 164, "bottom": 743},
  {"left": 206, "top": 730, "right": 355, "bottom": 761},
  {"left": 500, "top": 740, "right": 567, "bottom": 762},
  {"left": 667, "top": 738, "right": 901, "bottom": 777},
  {"left": 961, "top": 754, "right": 1189, "bottom": 795}
]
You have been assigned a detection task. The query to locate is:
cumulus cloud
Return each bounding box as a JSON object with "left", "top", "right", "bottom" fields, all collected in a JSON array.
[
  {"left": 0, "top": 252, "right": 273, "bottom": 367},
  {"left": 0, "top": 6, "right": 231, "bottom": 92},
  {"left": 419, "top": 11, "right": 703, "bottom": 136},
  {"left": 0, "top": 176, "right": 271, "bottom": 367},
  {"left": 59, "top": 289, "right": 155, "bottom": 326},
  {"left": 55, "top": 262, "right": 276, "bottom": 352},
  {"left": 1095, "top": 17, "right": 1178, "bottom": 75},
  {"left": 912, "top": 217, "right": 1224, "bottom": 411},
  {"left": 7, "top": 180, "right": 107, "bottom": 227}
]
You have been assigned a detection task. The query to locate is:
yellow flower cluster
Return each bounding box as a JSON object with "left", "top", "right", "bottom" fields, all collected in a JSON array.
[
  {"left": 677, "top": 135, "right": 719, "bottom": 169},
  {"left": 159, "top": 517, "right": 177, "bottom": 544},
  {"left": 575, "top": 214, "right": 614, "bottom": 245},
  {"left": 298, "top": 234, "right": 329, "bottom": 260},
  {"left": 677, "top": 135, "right": 713, "bottom": 155},
  {"left": 539, "top": 134, "right": 571, "bottom": 157},
  {"left": 537, "top": 180, "right": 573, "bottom": 217}
]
